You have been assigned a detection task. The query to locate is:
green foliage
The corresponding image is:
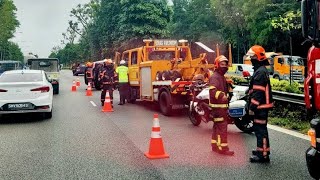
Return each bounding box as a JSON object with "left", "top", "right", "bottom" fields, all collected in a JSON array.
[
  {"left": 0, "top": 41, "right": 23, "bottom": 61},
  {"left": 226, "top": 75, "right": 248, "bottom": 85},
  {"left": 49, "top": 43, "right": 83, "bottom": 66},
  {"left": 271, "top": 10, "right": 302, "bottom": 32},
  {"left": 270, "top": 78, "right": 302, "bottom": 94},
  {"left": 269, "top": 117, "right": 310, "bottom": 134},
  {"left": 0, "top": 0, "right": 19, "bottom": 43}
]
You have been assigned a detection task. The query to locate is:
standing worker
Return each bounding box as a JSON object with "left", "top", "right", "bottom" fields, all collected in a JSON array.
[
  {"left": 116, "top": 60, "right": 129, "bottom": 105},
  {"left": 100, "top": 59, "right": 115, "bottom": 106},
  {"left": 209, "top": 55, "right": 234, "bottom": 156},
  {"left": 246, "top": 45, "right": 273, "bottom": 163},
  {"left": 85, "top": 62, "right": 94, "bottom": 88}
]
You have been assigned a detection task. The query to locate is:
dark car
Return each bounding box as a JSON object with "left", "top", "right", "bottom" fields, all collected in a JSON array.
[{"left": 73, "top": 64, "right": 86, "bottom": 76}]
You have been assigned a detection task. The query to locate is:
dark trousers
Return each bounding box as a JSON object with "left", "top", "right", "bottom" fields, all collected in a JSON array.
[
  {"left": 212, "top": 112, "right": 229, "bottom": 151},
  {"left": 118, "top": 82, "right": 129, "bottom": 104},
  {"left": 101, "top": 85, "right": 113, "bottom": 104},
  {"left": 253, "top": 109, "right": 270, "bottom": 158}
]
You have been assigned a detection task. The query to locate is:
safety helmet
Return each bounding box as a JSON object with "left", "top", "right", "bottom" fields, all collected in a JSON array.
[
  {"left": 246, "top": 45, "right": 267, "bottom": 61},
  {"left": 105, "top": 59, "right": 113, "bottom": 65},
  {"left": 120, "top": 60, "right": 126, "bottom": 65},
  {"left": 86, "top": 62, "right": 93, "bottom": 67},
  {"left": 214, "top": 55, "right": 228, "bottom": 69},
  {"left": 193, "top": 74, "right": 204, "bottom": 81}
]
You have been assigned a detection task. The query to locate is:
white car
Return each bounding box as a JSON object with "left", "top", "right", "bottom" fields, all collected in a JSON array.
[{"left": 0, "top": 70, "right": 53, "bottom": 119}]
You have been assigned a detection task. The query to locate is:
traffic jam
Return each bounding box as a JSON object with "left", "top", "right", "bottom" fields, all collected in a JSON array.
[{"left": 0, "top": 0, "right": 320, "bottom": 179}]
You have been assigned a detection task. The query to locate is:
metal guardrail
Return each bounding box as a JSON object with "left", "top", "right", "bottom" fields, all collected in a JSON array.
[{"left": 272, "top": 90, "right": 307, "bottom": 105}]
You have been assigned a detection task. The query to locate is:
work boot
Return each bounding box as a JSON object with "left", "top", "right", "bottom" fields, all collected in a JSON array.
[
  {"left": 101, "top": 101, "right": 104, "bottom": 106},
  {"left": 250, "top": 155, "right": 270, "bottom": 163},
  {"left": 118, "top": 103, "right": 124, "bottom": 105},
  {"left": 252, "top": 149, "right": 258, "bottom": 156},
  {"left": 212, "top": 146, "right": 218, "bottom": 152},
  {"left": 218, "top": 150, "right": 235, "bottom": 156}
]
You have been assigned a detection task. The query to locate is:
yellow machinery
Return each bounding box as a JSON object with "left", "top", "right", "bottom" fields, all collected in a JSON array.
[{"left": 114, "top": 39, "right": 216, "bottom": 116}]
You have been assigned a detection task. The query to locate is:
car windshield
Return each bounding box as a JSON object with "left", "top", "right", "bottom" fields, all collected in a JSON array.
[
  {"left": 148, "top": 51, "right": 175, "bottom": 60},
  {"left": 242, "top": 65, "right": 254, "bottom": 72},
  {"left": 30, "top": 60, "right": 59, "bottom": 72},
  {"left": 286, "top": 57, "right": 304, "bottom": 66},
  {"left": 0, "top": 73, "right": 43, "bottom": 82}
]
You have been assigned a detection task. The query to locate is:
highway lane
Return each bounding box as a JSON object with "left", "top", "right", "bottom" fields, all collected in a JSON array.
[{"left": 0, "top": 70, "right": 312, "bottom": 179}]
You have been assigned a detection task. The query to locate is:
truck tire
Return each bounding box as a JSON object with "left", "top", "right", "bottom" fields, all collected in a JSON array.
[
  {"left": 156, "top": 71, "right": 162, "bottom": 81},
  {"left": 159, "top": 91, "right": 172, "bottom": 116},
  {"left": 53, "top": 84, "right": 59, "bottom": 94},
  {"left": 273, "top": 75, "right": 280, "bottom": 80}
]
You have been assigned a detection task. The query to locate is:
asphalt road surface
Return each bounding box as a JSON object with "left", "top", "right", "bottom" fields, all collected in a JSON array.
[{"left": 0, "top": 70, "right": 312, "bottom": 180}]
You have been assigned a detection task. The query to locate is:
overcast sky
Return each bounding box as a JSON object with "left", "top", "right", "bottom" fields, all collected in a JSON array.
[{"left": 12, "top": 0, "right": 91, "bottom": 58}]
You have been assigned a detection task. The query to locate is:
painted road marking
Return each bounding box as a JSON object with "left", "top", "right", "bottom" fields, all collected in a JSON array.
[
  {"left": 90, "top": 101, "right": 97, "bottom": 107},
  {"left": 268, "top": 124, "right": 310, "bottom": 141}
]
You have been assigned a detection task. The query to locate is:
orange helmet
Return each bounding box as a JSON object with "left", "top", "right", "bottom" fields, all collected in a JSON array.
[
  {"left": 214, "top": 55, "right": 228, "bottom": 68},
  {"left": 246, "top": 45, "right": 266, "bottom": 61},
  {"left": 86, "top": 62, "right": 93, "bottom": 67}
]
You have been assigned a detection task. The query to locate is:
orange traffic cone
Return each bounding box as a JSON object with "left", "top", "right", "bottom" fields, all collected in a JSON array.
[
  {"left": 144, "top": 114, "right": 169, "bottom": 159},
  {"left": 76, "top": 78, "right": 80, "bottom": 86},
  {"left": 86, "top": 83, "right": 93, "bottom": 96},
  {"left": 102, "top": 90, "right": 113, "bottom": 112},
  {"left": 71, "top": 80, "right": 77, "bottom": 92}
]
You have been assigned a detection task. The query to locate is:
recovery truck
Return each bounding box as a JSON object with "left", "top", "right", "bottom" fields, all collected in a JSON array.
[
  {"left": 114, "top": 39, "right": 217, "bottom": 116},
  {"left": 301, "top": 0, "right": 320, "bottom": 179}
]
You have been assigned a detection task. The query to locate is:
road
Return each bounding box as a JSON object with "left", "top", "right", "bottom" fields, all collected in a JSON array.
[{"left": 0, "top": 70, "right": 312, "bottom": 180}]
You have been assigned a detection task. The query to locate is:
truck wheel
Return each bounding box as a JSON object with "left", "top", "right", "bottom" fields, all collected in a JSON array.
[
  {"left": 273, "top": 75, "right": 280, "bottom": 80},
  {"left": 156, "top": 71, "right": 162, "bottom": 81},
  {"left": 159, "top": 91, "right": 172, "bottom": 116},
  {"left": 53, "top": 84, "right": 59, "bottom": 94},
  {"left": 162, "top": 70, "right": 171, "bottom": 81}
]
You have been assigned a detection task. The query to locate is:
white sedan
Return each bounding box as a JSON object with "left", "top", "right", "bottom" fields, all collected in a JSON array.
[{"left": 0, "top": 70, "right": 53, "bottom": 119}]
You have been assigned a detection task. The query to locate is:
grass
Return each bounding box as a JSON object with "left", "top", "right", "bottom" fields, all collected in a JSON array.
[{"left": 269, "top": 117, "right": 310, "bottom": 134}]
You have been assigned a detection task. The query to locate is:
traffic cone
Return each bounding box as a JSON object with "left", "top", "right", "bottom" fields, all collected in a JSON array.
[
  {"left": 76, "top": 78, "right": 80, "bottom": 86},
  {"left": 86, "top": 83, "right": 93, "bottom": 96},
  {"left": 102, "top": 90, "right": 113, "bottom": 112},
  {"left": 144, "top": 114, "right": 169, "bottom": 159},
  {"left": 71, "top": 80, "right": 77, "bottom": 92}
]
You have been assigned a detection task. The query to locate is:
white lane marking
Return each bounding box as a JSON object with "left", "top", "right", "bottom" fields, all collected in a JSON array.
[
  {"left": 268, "top": 124, "right": 310, "bottom": 141},
  {"left": 90, "top": 101, "right": 97, "bottom": 107}
]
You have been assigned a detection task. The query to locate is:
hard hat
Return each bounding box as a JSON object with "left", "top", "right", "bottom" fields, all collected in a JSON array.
[
  {"left": 120, "top": 60, "right": 126, "bottom": 65},
  {"left": 105, "top": 59, "right": 113, "bottom": 64},
  {"left": 193, "top": 74, "right": 204, "bottom": 81},
  {"left": 86, "top": 62, "right": 93, "bottom": 67},
  {"left": 214, "top": 55, "right": 228, "bottom": 68},
  {"left": 246, "top": 45, "right": 267, "bottom": 61}
]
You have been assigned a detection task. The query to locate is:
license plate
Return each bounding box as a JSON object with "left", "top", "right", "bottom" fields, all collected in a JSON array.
[
  {"left": 7, "top": 103, "right": 33, "bottom": 110},
  {"left": 229, "top": 108, "right": 245, "bottom": 117}
]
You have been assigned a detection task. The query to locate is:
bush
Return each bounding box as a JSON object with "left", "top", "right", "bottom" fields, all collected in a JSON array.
[
  {"left": 225, "top": 75, "right": 248, "bottom": 85},
  {"left": 270, "top": 78, "right": 302, "bottom": 94}
]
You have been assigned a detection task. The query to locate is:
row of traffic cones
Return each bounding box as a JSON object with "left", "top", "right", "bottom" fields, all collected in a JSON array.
[
  {"left": 72, "top": 79, "right": 168, "bottom": 159},
  {"left": 72, "top": 79, "right": 114, "bottom": 112}
]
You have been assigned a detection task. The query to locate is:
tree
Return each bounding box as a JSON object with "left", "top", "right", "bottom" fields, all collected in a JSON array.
[{"left": 0, "top": 0, "right": 19, "bottom": 43}]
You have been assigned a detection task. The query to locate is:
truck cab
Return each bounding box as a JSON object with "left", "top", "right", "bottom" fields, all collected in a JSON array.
[
  {"left": 301, "top": 0, "right": 320, "bottom": 179},
  {"left": 27, "top": 58, "right": 60, "bottom": 94}
]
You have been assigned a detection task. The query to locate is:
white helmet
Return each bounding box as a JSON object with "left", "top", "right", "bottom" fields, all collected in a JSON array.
[{"left": 120, "top": 60, "right": 126, "bottom": 65}]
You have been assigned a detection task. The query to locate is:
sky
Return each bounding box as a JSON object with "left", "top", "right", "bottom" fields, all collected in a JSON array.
[{"left": 11, "top": 0, "right": 91, "bottom": 58}]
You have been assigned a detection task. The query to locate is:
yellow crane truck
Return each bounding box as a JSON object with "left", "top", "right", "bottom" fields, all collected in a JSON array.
[{"left": 114, "top": 39, "right": 216, "bottom": 116}]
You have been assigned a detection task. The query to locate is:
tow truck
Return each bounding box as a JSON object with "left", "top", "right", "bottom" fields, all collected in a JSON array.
[
  {"left": 301, "top": 0, "right": 320, "bottom": 179},
  {"left": 114, "top": 39, "right": 218, "bottom": 116}
]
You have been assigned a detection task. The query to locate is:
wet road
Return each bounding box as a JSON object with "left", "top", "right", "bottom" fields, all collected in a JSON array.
[{"left": 0, "top": 70, "right": 312, "bottom": 180}]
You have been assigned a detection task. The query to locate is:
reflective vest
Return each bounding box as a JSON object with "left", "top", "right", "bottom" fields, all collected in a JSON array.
[{"left": 116, "top": 65, "right": 129, "bottom": 83}]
